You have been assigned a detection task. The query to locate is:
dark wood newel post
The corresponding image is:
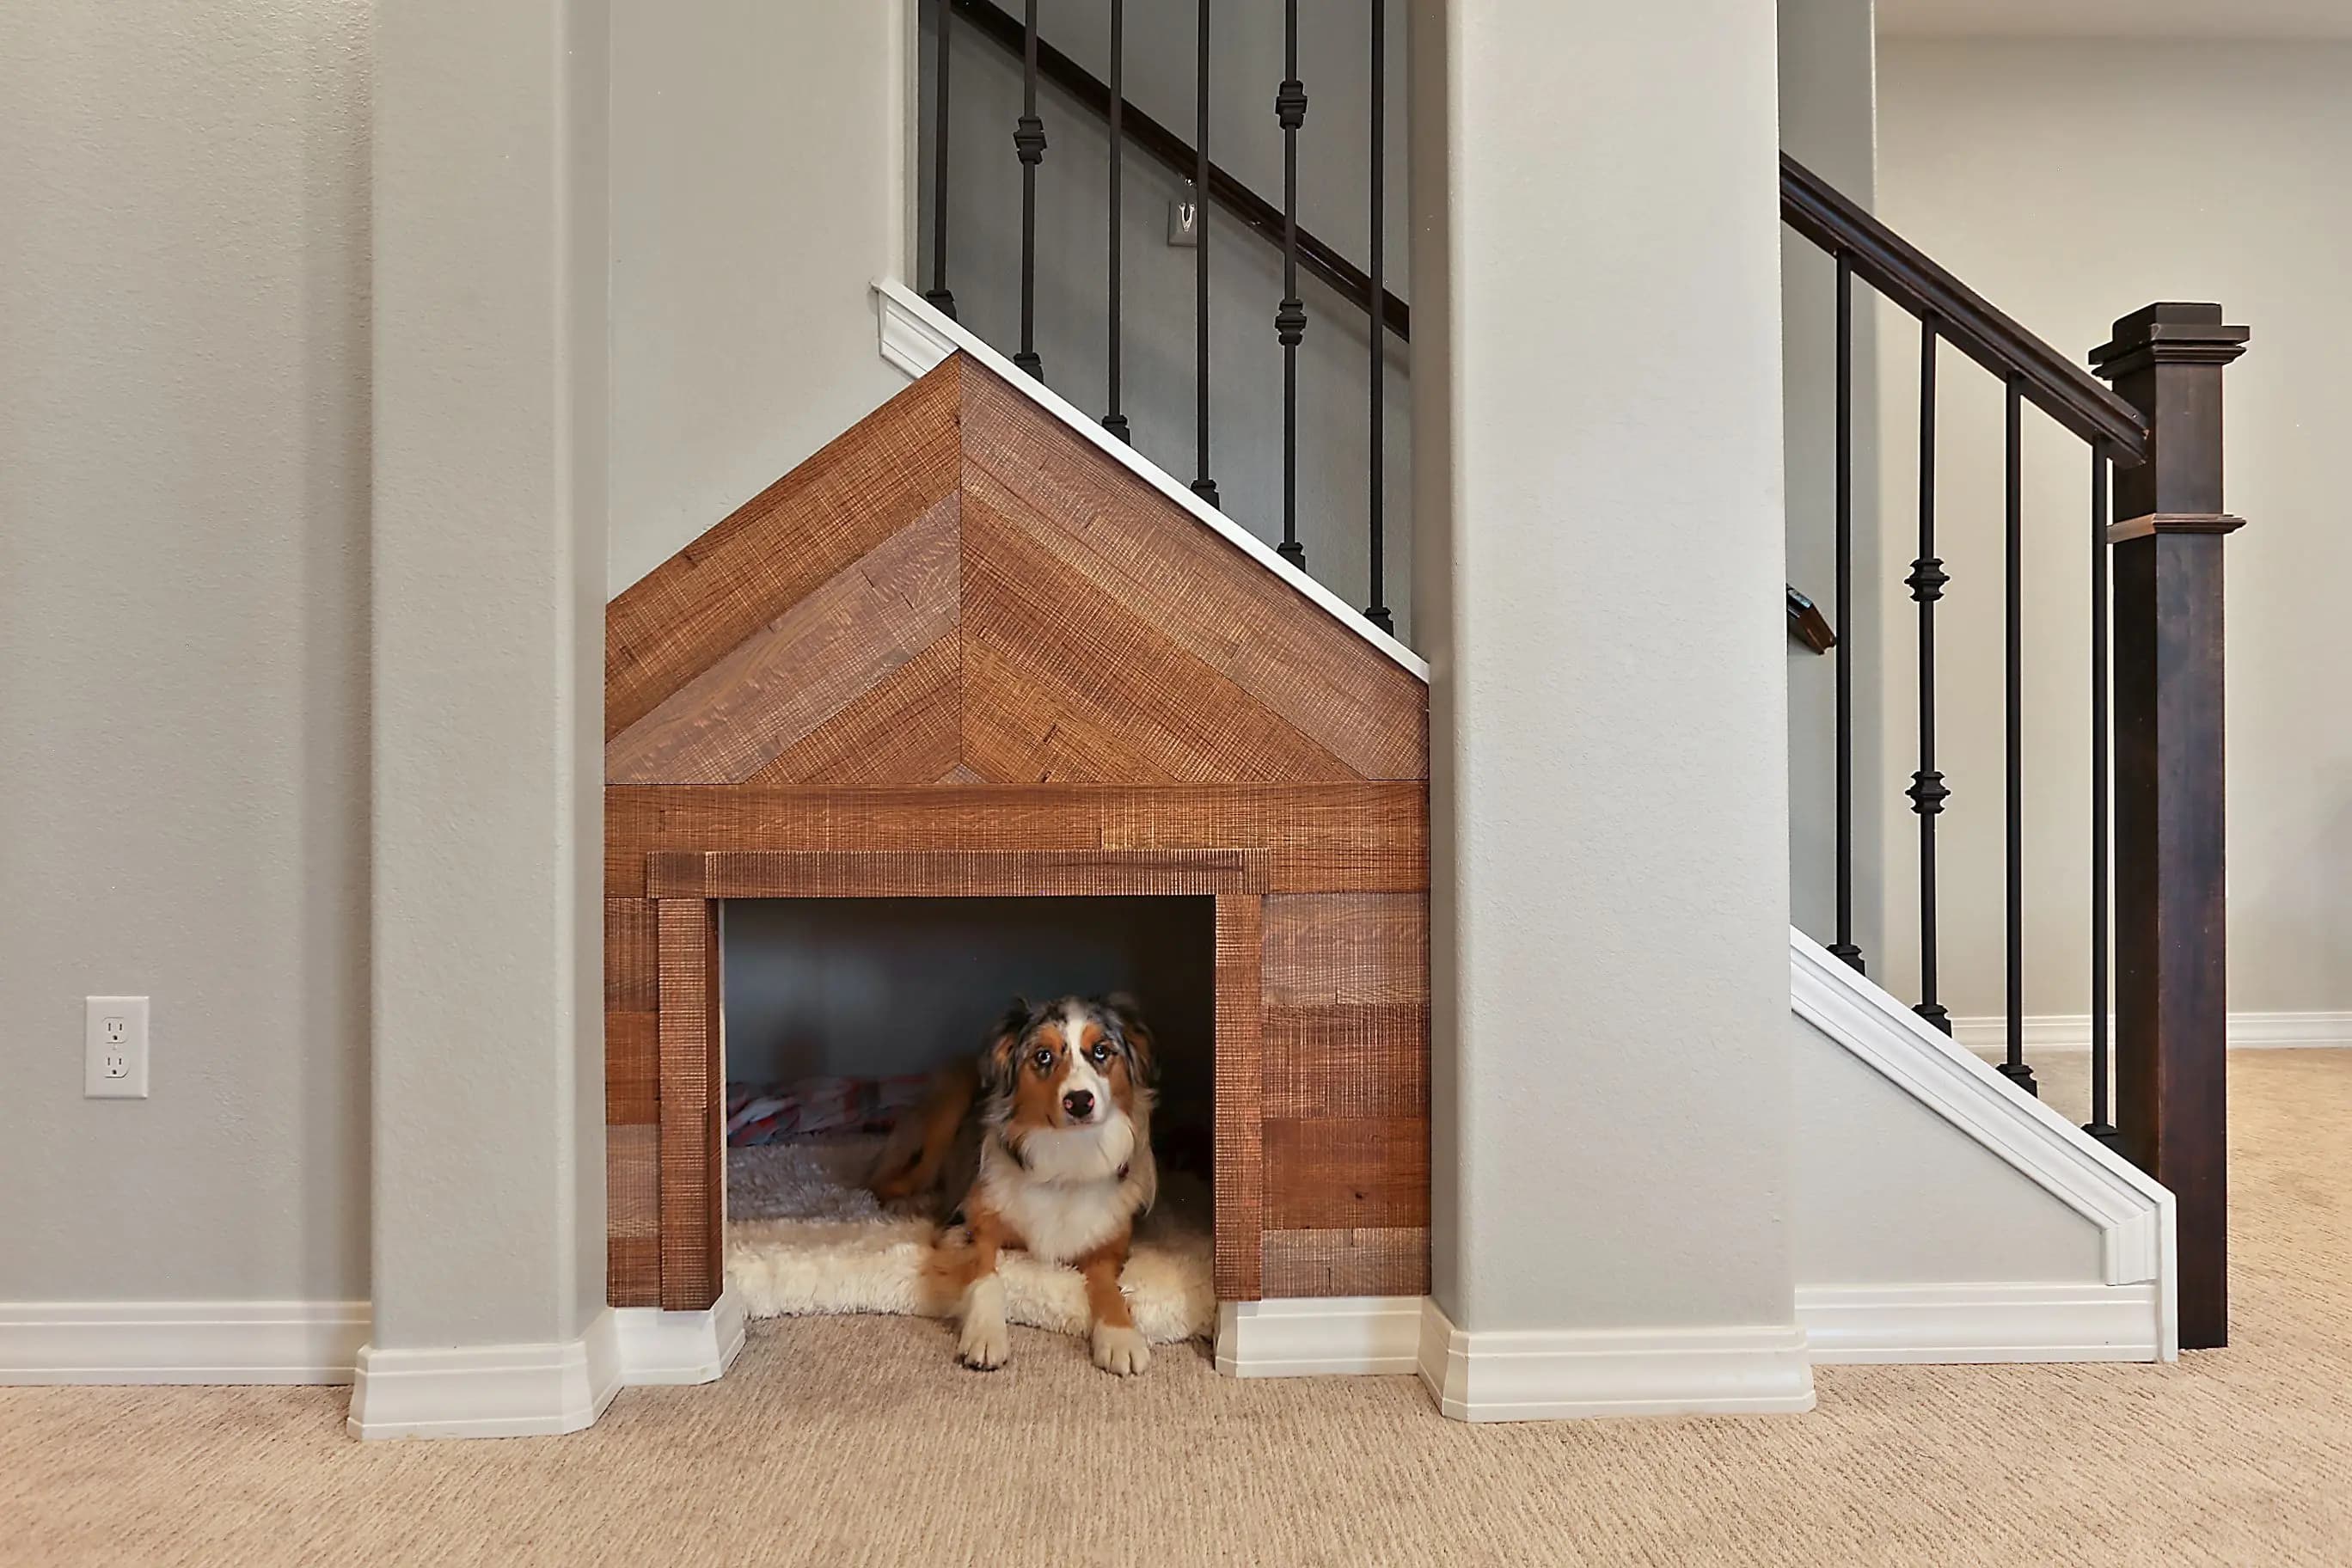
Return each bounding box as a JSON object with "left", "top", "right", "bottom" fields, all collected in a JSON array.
[{"left": 2091, "top": 302, "right": 2248, "bottom": 1351}]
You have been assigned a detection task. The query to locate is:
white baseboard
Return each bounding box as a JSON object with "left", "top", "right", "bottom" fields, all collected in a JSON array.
[
  {"left": 1415, "top": 1299, "right": 1816, "bottom": 1422},
  {"left": 0, "top": 1301, "right": 370, "bottom": 1386},
  {"left": 616, "top": 1289, "right": 746, "bottom": 1386},
  {"left": 1951, "top": 1010, "right": 2352, "bottom": 1052},
  {"left": 346, "top": 1308, "right": 622, "bottom": 1441},
  {"left": 1798, "top": 1283, "right": 2165, "bottom": 1363},
  {"left": 1214, "top": 1295, "right": 1422, "bottom": 1377}
]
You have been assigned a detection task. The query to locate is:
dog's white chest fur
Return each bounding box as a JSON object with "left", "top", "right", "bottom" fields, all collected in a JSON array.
[{"left": 977, "top": 1121, "right": 1155, "bottom": 1265}]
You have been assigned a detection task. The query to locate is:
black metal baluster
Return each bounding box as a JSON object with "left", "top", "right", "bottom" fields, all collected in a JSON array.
[
  {"left": 2086, "top": 450, "right": 2117, "bottom": 1144},
  {"left": 1363, "top": 0, "right": 1393, "bottom": 632},
  {"left": 1012, "top": 0, "right": 1045, "bottom": 379},
  {"left": 1272, "top": 0, "right": 1308, "bottom": 567},
  {"left": 925, "top": 0, "right": 957, "bottom": 317},
  {"left": 2000, "top": 374, "right": 2037, "bottom": 1095},
  {"left": 1908, "top": 317, "right": 1951, "bottom": 1029},
  {"left": 1102, "top": 0, "right": 1127, "bottom": 439},
  {"left": 1189, "top": 0, "right": 1219, "bottom": 505},
  {"left": 1828, "top": 253, "right": 1861, "bottom": 971}
]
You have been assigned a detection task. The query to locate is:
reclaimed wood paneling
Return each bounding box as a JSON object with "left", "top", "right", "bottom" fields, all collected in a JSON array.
[
  {"left": 607, "top": 493, "right": 959, "bottom": 785},
  {"left": 603, "top": 350, "right": 1431, "bottom": 1308},
  {"left": 961, "top": 369, "right": 1426, "bottom": 781},
  {"left": 606, "top": 783, "right": 1426, "bottom": 898},
  {"left": 1214, "top": 895, "right": 1265, "bottom": 1302},
  {"left": 744, "top": 630, "right": 962, "bottom": 787},
  {"left": 1260, "top": 1227, "right": 1431, "bottom": 1298},
  {"left": 605, "top": 359, "right": 961, "bottom": 739},
  {"left": 656, "top": 898, "right": 722, "bottom": 1311},
  {"left": 1262, "top": 1117, "right": 1431, "bottom": 1231},
  {"left": 960, "top": 495, "right": 1355, "bottom": 785},
  {"left": 1262, "top": 892, "right": 1430, "bottom": 1007},
  {"left": 607, "top": 1124, "right": 662, "bottom": 1308},
  {"left": 1261, "top": 1001, "right": 1430, "bottom": 1120},
  {"left": 647, "top": 848, "right": 1253, "bottom": 899}
]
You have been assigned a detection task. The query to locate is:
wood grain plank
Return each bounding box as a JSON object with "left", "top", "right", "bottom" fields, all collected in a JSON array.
[
  {"left": 1263, "top": 1117, "right": 1430, "bottom": 1230},
  {"left": 959, "top": 364, "right": 1426, "bottom": 780},
  {"left": 647, "top": 848, "right": 1252, "bottom": 899},
  {"left": 1261, "top": 893, "right": 1430, "bottom": 1008},
  {"left": 1215, "top": 895, "right": 1265, "bottom": 1302},
  {"left": 656, "top": 898, "right": 722, "bottom": 1311},
  {"left": 604, "top": 898, "right": 658, "bottom": 1013},
  {"left": 744, "top": 629, "right": 961, "bottom": 787},
  {"left": 1260, "top": 1228, "right": 1431, "bottom": 1298},
  {"left": 961, "top": 494, "right": 1357, "bottom": 784},
  {"left": 606, "top": 783, "right": 1427, "bottom": 899},
  {"left": 607, "top": 493, "right": 959, "bottom": 784},
  {"left": 606, "top": 1010, "right": 659, "bottom": 1124},
  {"left": 1261, "top": 1002, "right": 1430, "bottom": 1120},
  {"left": 606, "top": 358, "right": 960, "bottom": 739},
  {"left": 607, "top": 1124, "right": 662, "bottom": 1307}
]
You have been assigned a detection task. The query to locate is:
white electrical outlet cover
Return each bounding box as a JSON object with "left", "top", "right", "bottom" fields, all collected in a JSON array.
[{"left": 84, "top": 995, "right": 150, "bottom": 1099}]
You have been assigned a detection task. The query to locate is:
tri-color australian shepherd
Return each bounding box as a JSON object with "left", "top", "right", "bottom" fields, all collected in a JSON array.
[{"left": 869, "top": 995, "right": 1159, "bottom": 1375}]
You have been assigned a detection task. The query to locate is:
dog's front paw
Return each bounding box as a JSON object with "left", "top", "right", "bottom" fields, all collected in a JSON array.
[
  {"left": 1090, "top": 1324, "right": 1151, "bottom": 1376},
  {"left": 958, "top": 1317, "right": 1010, "bottom": 1370}
]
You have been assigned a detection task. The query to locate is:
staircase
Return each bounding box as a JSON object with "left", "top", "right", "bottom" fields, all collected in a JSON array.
[{"left": 910, "top": 0, "right": 2245, "bottom": 1351}]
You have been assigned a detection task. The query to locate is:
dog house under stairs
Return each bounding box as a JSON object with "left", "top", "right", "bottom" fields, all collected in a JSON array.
[{"left": 603, "top": 355, "right": 1431, "bottom": 1314}]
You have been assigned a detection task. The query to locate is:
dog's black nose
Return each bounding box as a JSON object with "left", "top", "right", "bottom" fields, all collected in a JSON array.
[{"left": 1063, "top": 1089, "right": 1095, "bottom": 1120}]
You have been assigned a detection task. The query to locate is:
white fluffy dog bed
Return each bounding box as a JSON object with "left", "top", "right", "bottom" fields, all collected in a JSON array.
[{"left": 726, "top": 1139, "right": 1216, "bottom": 1344}]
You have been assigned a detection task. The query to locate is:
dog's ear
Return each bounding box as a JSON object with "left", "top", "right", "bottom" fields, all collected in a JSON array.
[
  {"left": 982, "top": 997, "right": 1031, "bottom": 1094},
  {"left": 1105, "top": 993, "right": 1156, "bottom": 1086}
]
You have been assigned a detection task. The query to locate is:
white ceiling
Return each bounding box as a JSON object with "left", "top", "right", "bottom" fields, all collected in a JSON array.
[{"left": 1878, "top": 0, "right": 2352, "bottom": 39}]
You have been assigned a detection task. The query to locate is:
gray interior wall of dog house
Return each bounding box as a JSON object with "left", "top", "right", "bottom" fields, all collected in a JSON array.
[
  {"left": 722, "top": 898, "right": 1217, "bottom": 1157},
  {"left": 0, "top": 0, "right": 373, "bottom": 1305},
  {"left": 1779, "top": 0, "right": 1887, "bottom": 972},
  {"left": 919, "top": 0, "right": 1415, "bottom": 644}
]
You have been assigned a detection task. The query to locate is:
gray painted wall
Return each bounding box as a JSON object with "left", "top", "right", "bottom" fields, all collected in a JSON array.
[
  {"left": 0, "top": 0, "right": 372, "bottom": 1304},
  {"left": 920, "top": 0, "right": 1415, "bottom": 641},
  {"left": 1413, "top": 0, "right": 1799, "bottom": 1335}
]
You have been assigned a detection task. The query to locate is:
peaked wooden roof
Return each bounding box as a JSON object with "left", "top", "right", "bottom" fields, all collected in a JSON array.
[{"left": 605, "top": 356, "right": 1427, "bottom": 788}]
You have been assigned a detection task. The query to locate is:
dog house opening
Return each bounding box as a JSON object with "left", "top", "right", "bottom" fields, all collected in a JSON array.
[{"left": 720, "top": 896, "right": 1217, "bottom": 1341}]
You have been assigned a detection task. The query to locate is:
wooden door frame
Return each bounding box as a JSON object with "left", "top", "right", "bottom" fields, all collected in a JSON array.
[{"left": 640, "top": 848, "right": 1269, "bottom": 1311}]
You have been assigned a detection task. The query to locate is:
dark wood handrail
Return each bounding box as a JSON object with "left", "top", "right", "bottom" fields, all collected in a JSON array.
[
  {"left": 949, "top": 0, "right": 1410, "bottom": 340},
  {"left": 1785, "top": 585, "right": 1835, "bottom": 653},
  {"left": 1779, "top": 154, "right": 2149, "bottom": 462}
]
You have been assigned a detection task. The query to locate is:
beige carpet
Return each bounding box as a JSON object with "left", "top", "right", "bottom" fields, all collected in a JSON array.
[{"left": 7, "top": 1050, "right": 2349, "bottom": 1568}]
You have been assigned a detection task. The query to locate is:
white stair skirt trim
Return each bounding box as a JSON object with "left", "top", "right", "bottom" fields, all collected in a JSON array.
[
  {"left": 1791, "top": 928, "right": 2177, "bottom": 1321},
  {"left": 1416, "top": 1299, "right": 1815, "bottom": 1422},
  {"left": 0, "top": 1301, "right": 369, "bottom": 1386},
  {"left": 346, "top": 1308, "right": 622, "bottom": 1441},
  {"left": 1799, "top": 1283, "right": 2165, "bottom": 1364},
  {"left": 871, "top": 279, "right": 1429, "bottom": 683},
  {"left": 1951, "top": 1011, "right": 2352, "bottom": 1052},
  {"left": 615, "top": 1289, "right": 746, "bottom": 1386},
  {"left": 1214, "top": 1295, "right": 1423, "bottom": 1377}
]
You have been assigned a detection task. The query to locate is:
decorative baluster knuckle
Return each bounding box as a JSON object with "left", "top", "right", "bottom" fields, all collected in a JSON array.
[
  {"left": 1274, "top": 79, "right": 1308, "bottom": 129},
  {"left": 1905, "top": 556, "right": 1947, "bottom": 603},
  {"left": 1906, "top": 769, "right": 1949, "bottom": 817},
  {"left": 1013, "top": 115, "right": 1047, "bottom": 165},
  {"left": 1274, "top": 297, "right": 1306, "bottom": 347}
]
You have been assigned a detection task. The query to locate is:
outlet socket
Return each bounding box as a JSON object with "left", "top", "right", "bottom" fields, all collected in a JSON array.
[{"left": 85, "top": 995, "right": 150, "bottom": 1099}]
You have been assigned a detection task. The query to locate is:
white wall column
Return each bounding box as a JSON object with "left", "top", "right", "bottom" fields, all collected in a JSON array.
[
  {"left": 1410, "top": 0, "right": 1809, "bottom": 1419},
  {"left": 355, "top": 0, "right": 615, "bottom": 1439}
]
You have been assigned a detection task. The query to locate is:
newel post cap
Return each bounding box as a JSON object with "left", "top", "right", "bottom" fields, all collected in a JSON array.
[{"left": 2091, "top": 302, "right": 2249, "bottom": 380}]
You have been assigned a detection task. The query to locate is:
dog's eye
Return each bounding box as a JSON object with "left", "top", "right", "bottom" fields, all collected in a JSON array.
[
  {"left": 1087, "top": 1044, "right": 1112, "bottom": 1065},
  {"left": 1032, "top": 1048, "right": 1055, "bottom": 1071}
]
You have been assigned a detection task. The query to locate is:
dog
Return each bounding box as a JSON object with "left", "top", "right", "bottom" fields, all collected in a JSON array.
[{"left": 869, "top": 995, "right": 1159, "bottom": 1375}]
